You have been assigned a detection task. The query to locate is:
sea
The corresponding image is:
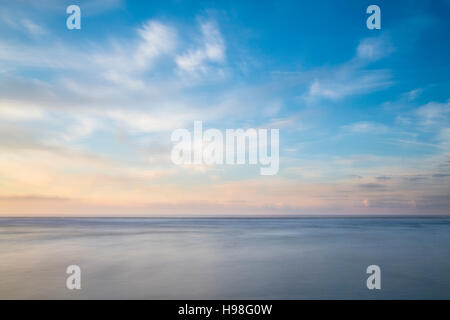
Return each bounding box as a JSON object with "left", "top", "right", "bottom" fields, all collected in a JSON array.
[{"left": 0, "top": 217, "right": 449, "bottom": 299}]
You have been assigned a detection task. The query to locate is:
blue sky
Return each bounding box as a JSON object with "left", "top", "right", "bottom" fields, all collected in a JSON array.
[{"left": 0, "top": 0, "right": 449, "bottom": 215}]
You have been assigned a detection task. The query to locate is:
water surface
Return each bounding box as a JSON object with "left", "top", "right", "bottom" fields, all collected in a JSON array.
[{"left": 0, "top": 217, "right": 449, "bottom": 299}]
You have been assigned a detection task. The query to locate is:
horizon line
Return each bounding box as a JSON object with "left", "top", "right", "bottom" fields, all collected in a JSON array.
[{"left": 1, "top": 214, "right": 449, "bottom": 219}]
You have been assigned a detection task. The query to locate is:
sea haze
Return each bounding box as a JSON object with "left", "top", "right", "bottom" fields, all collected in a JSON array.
[{"left": 0, "top": 217, "right": 449, "bottom": 299}]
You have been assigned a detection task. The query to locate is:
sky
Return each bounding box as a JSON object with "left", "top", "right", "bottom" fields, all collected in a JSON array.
[{"left": 0, "top": 0, "right": 449, "bottom": 216}]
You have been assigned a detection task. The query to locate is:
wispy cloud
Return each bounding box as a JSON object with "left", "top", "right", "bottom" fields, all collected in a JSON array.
[
  {"left": 342, "top": 121, "right": 389, "bottom": 134},
  {"left": 416, "top": 100, "right": 450, "bottom": 126},
  {"left": 304, "top": 37, "right": 394, "bottom": 102},
  {"left": 356, "top": 37, "right": 394, "bottom": 61},
  {"left": 175, "top": 20, "right": 226, "bottom": 77}
]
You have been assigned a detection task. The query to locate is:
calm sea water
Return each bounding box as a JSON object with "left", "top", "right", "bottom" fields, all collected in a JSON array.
[{"left": 0, "top": 217, "right": 449, "bottom": 299}]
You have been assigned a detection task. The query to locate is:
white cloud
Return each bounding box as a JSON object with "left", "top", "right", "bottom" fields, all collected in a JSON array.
[
  {"left": 437, "top": 127, "right": 450, "bottom": 151},
  {"left": 134, "top": 21, "right": 177, "bottom": 69},
  {"left": 63, "top": 116, "right": 100, "bottom": 141},
  {"left": 416, "top": 100, "right": 450, "bottom": 126},
  {"left": 90, "top": 20, "right": 178, "bottom": 84},
  {"left": 356, "top": 37, "right": 393, "bottom": 61},
  {"left": 175, "top": 20, "right": 225, "bottom": 75},
  {"left": 0, "top": 101, "right": 45, "bottom": 121},
  {"left": 342, "top": 121, "right": 389, "bottom": 134},
  {"left": 405, "top": 88, "right": 423, "bottom": 101},
  {"left": 0, "top": 11, "right": 46, "bottom": 36},
  {"left": 22, "top": 19, "right": 46, "bottom": 36},
  {"left": 104, "top": 109, "right": 192, "bottom": 133},
  {"left": 102, "top": 71, "right": 145, "bottom": 90},
  {"left": 307, "top": 69, "right": 391, "bottom": 101},
  {"left": 304, "top": 36, "right": 394, "bottom": 102}
]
